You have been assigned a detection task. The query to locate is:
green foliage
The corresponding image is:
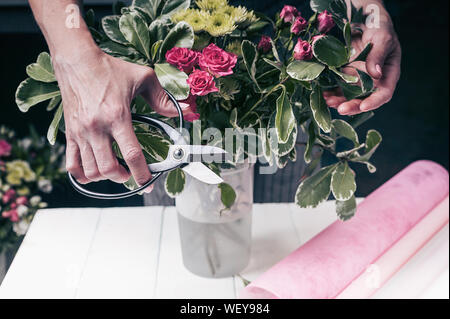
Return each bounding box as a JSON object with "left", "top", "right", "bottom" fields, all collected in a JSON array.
[{"left": 13, "top": 0, "right": 383, "bottom": 221}]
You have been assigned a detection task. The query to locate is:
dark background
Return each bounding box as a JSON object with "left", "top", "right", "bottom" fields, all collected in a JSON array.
[{"left": 0, "top": 0, "right": 448, "bottom": 207}]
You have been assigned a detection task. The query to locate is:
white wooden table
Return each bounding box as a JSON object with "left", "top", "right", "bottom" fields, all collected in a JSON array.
[{"left": 0, "top": 201, "right": 448, "bottom": 299}]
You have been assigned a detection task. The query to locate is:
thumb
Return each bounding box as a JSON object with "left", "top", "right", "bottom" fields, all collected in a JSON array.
[{"left": 136, "top": 67, "right": 179, "bottom": 117}]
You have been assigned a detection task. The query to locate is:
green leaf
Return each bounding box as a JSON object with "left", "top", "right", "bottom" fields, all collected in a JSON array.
[
  {"left": 343, "top": 22, "right": 352, "bottom": 49},
  {"left": 160, "top": 0, "right": 190, "bottom": 17},
  {"left": 164, "top": 168, "right": 185, "bottom": 197},
  {"left": 241, "top": 40, "right": 258, "bottom": 86},
  {"left": 330, "top": 67, "right": 358, "bottom": 83},
  {"left": 159, "top": 21, "right": 194, "bottom": 60},
  {"left": 347, "top": 111, "right": 374, "bottom": 128},
  {"left": 46, "top": 95, "right": 61, "bottom": 111},
  {"left": 149, "top": 19, "right": 170, "bottom": 46},
  {"left": 286, "top": 61, "right": 325, "bottom": 81},
  {"left": 151, "top": 39, "right": 163, "bottom": 61},
  {"left": 119, "top": 11, "right": 151, "bottom": 59},
  {"left": 15, "top": 78, "right": 60, "bottom": 112},
  {"left": 304, "top": 121, "right": 317, "bottom": 164},
  {"left": 336, "top": 195, "right": 357, "bottom": 221},
  {"left": 102, "top": 15, "right": 128, "bottom": 45},
  {"left": 275, "top": 86, "right": 295, "bottom": 144},
  {"left": 338, "top": 80, "right": 365, "bottom": 100},
  {"left": 313, "top": 35, "right": 348, "bottom": 67},
  {"left": 135, "top": 127, "right": 171, "bottom": 162},
  {"left": 268, "top": 113, "right": 297, "bottom": 157},
  {"left": 295, "top": 164, "right": 336, "bottom": 208},
  {"left": 47, "top": 103, "right": 63, "bottom": 145},
  {"left": 218, "top": 183, "right": 236, "bottom": 210},
  {"left": 263, "top": 58, "right": 283, "bottom": 71},
  {"left": 351, "top": 42, "right": 372, "bottom": 62},
  {"left": 99, "top": 39, "right": 143, "bottom": 58},
  {"left": 26, "top": 52, "right": 56, "bottom": 83},
  {"left": 85, "top": 9, "right": 96, "bottom": 28},
  {"left": 132, "top": 0, "right": 161, "bottom": 20},
  {"left": 310, "top": 85, "right": 332, "bottom": 133},
  {"left": 351, "top": 129, "right": 382, "bottom": 162},
  {"left": 332, "top": 119, "right": 359, "bottom": 146},
  {"left": 310, "top": 0, "right": 332, "bottom": 12},
  {"left": 331, "top": 161, "right": 356, "bottom": 201},
  {"left": 329, "top": 0, "right": 348, "bottom": 21},
  {"left": 356, "top": 69, "right": 374, "bottom": 93},
  {"left": 154, "top": 63, "right": 190, "bottom": 100}
]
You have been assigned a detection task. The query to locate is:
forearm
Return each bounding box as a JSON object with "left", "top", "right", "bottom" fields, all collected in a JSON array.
[{"left": 28, "top": 0, "right": 99, "bottom": 62}]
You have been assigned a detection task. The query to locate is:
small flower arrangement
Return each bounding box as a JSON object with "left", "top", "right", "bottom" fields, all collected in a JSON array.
[
  {"left": 0, "top": 126, "right": 65, "bottom": 253},
  {"left": 15, "top": 0, "right": 382, "bottom": 220}
]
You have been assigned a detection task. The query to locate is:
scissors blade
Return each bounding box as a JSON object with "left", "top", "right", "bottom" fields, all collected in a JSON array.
[
  {"left": 179, "top": 145, "right": 229, "bottom": 163},
  {"left": 182, "top": 162, "right": 224, "bottom": 185}
]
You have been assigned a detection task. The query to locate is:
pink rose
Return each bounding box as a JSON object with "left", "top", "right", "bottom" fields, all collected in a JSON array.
[
  {"left": 291, "top": 16, "right": 308, "bottom": 35},
  {"left": 199, "top": 44, "right": 237, "bottom": 78},
  {"left": 0, "top": 139, "right": 11, "bottom": 157},
  {"left": 16, "top": 196, "right": 29, "bottom": 206},
  {"left": 179, "top": 95, "right": 200, "bottom": 122},
  {"left": 257, "top": 36, "right": 272, "bottom": 53},
  {"left": 2, "top": 189, "right": 16, "bottom": 204},
  {"left": 165, "top": 47, "right": 200, "bottom": 74},
  {"left": 280, "top": 5, "right": 299, "bottom": 23},
  {"left": 2, "top": 209, "right": 19, "bottom": 222},
  {"left": 317, "top": 10, "right": 335, "bottom": 33},
  {"left": 294, "top": 39, "right": 313, "bottom": 60},
  {"left": 186, "top": 69, "right": 219, "bottom": 96}
]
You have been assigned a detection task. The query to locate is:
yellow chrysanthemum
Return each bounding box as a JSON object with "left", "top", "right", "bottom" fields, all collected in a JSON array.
[
  {"left": 225, "top": 40, "right": 242, "bottom": 57},
  {"left": 218, "top": 5, "right": 248, "bottom": 25},
  {"left": 5, "top": 160, "right": 36, "bottom": 185},
  {"left": 205, "top": 11, "right": 236, "bottom": 37},
  {"left": 196, "top": 0, "right": 228, "bottom": 11},
  {"left": 172, "top": 9, "right": 210, "bottom": 33}
]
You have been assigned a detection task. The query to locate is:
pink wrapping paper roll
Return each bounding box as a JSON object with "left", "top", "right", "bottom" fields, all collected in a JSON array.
[{"left": 240, "top": 160, "right": 449, "bottom": 299}]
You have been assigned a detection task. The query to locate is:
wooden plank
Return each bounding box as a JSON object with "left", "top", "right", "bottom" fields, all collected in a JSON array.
[
  {"left": 155, "top": 207, "right": 235, "bottom": 299},
  {"left": 234, "top": 204, "right": 301, "bottom": 296},
  {"left": 75, "top": 206, "right": 164, "bottom": 299},
  {"left": 0, "top": 208, "right": 101, "bottom": 298}
]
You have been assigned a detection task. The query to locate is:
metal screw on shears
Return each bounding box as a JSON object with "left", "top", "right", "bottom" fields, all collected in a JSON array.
[{"left": 173, "top": 148, "right": 184, "bottom": 160}]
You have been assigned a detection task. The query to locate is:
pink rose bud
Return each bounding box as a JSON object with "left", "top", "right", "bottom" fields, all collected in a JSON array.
[
  {"left": 186, "top": 69, "right": 219, "bottom": 96},
  {"left": 199, "top": 44, "right": 237, "bottom": 78},
  {"left": 165, "top": 47, "right": 200, "bottom": 74},
  {"left": 280, "top": 5, "right": 300, "bottom": 23},
  {"left": 16, "top": 196, "right": 29, "bottom": 206},
  {"left": 2, "top": 209, "right": 19, "bottom": 222},
  {"left": 312, "top": 34, "right": 326, "bottom": 44},
  {"left": 257, "top": 36, "right": 272, "bottom": 53},
  {"left": 184, "top": 113, "right": 201, "bottom": 122},
  {"left": 291, "top": 16, "right": 308, "bottom": 35},
  {"left": 317, "top": 10, "right": 335, "bottom": 33},
  {"left": 2, "top": 189, "right": 16, "bottom": 204},
  {"left": 179, "top": 95, "right": 199, "bottom": 122},
  {"left": 0, "top": 139, "right": 12, "bottom": 157},
  {"left": 293, "top": 39, "right": 313, "bottom": 60}
]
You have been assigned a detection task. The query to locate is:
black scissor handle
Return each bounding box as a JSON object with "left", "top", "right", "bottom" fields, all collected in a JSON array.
[{"left": 67, "top": 89, "right": 184, "bottom": 200}]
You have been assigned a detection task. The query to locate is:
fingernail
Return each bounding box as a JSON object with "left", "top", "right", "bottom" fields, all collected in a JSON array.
[
  {"left": 144, "top": 185, "right": 154, "bottom": 194},
  {"left": 338, "top": 105, "right": 348, "bottom": 114},
  {"left": 376, "top": 64, "right": 382, "bottom": 76}
]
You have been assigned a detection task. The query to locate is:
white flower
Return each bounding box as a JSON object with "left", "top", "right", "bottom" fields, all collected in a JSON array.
[
  {"left": 13, "top": 220, "right": 30, "bottom": 236},
  {"left": 39, "top": 202, "right": 48, "bottom": 208},
  {"left": 38, "top": 179, "right": 53, "bottom": 193},
  {"left": 18, "top": 138, "right": 32, "bottom": 151},
  {"left": 30, "top": 195, "right": 41, "bottom": 206},
  {"left": 17, "top": 204, "right": 28, "bottom": 217}
]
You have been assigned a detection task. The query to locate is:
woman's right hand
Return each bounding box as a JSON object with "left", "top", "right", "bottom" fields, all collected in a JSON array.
[{"left": 53, "top": 47, "right": 179, "bottom": 191}]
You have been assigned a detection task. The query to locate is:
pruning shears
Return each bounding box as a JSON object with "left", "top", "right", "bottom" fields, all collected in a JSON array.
[{"left": 67, "top": 90, "right": 228, "bottom": 200}]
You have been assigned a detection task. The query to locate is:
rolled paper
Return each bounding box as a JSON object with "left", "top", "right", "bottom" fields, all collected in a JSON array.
[
  {"left": 337, "top": 196, "right": 449, "bottom": 299},
  {"left": 240, "top": 160, "right": 449, "bottom": 299}
]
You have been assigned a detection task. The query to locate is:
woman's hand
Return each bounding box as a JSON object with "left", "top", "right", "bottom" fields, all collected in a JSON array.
[
  {"left": 323, "top": 6, "right": 402, "bottom": 115},
  {"left": 54, "top": 48, "right": 178, "bottom": 189}
]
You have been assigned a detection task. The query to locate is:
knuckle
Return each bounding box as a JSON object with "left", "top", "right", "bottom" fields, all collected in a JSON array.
[
  {"left": 135, "top": 175, "right": 150, "bottom": 186},
  {"left": 85, "top": 169, "right": 101, "bottom": 181},
  {"left": 66, "top": 162, "right": 79, "bottom": 173},
  {"left": 98, "top": 161, "right": 118, "bottom": 176},
  {"left": 85, "top": 116, "right": 101, "bottom": 130},
  {"left": 123, "top": 147, "right": 143, "bottom": 163}
]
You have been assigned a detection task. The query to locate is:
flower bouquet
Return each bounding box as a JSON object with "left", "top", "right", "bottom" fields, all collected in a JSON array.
[
  {"left": 0, "top": 126, "right": 65, "bottom": 253},
  {"left": 15, "top": 0, "right": 382, "bottom": 220}
]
